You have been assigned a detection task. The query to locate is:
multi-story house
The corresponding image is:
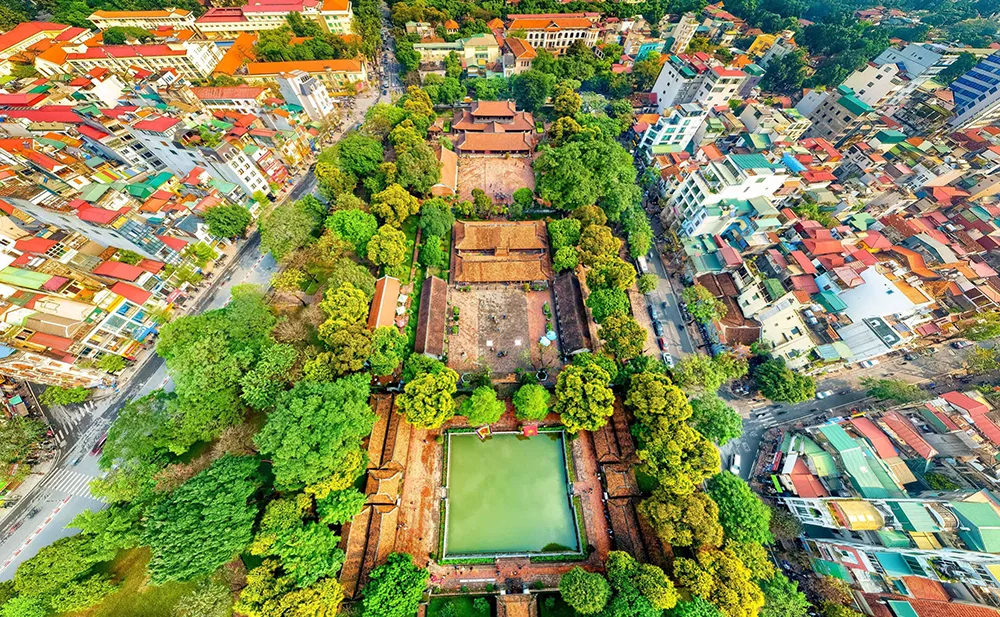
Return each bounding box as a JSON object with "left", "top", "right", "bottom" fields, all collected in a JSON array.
[
  {"left": 277, "top": 70, "right": 335, "bottom": 121},
  {"left": 634, "top": 104, "right": 706, "bottom": 160},
  {"left": 128, "top": 116, "right": 270, "bottom": 198},
  {"left": 799, "top": 85, "right": 878, "bottom": 146},
  {"left": 651, "top": 53, "right": 746, "bottom": 114},
  {"left": 667, "top": 153, "right": 790, "bottom": 236},
  {"left": 87, "top": 8, "right": 196, "bottom": 31}
]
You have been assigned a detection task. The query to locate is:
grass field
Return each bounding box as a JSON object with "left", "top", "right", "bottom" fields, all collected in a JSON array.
[
  {"left": 58, "top": 548, "right": 200, "bottom": 617},
  {"left": 426, "top": 595, "right": 492, "bottom": 617}
]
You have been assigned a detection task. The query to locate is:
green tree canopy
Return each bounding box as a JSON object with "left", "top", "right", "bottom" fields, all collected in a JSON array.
[
  {"left": 513, "top": 383, "right": 551, "bottom": 421},
  {"left": 254, "top": 375, "right": 374, "bottom": 490},
  {"left": 460, "top": 385, "right": 506, "bottom": 425},
  {"left": 706, "top": 471, "right": 772, "bottom": 545},
  {"left": 144, "top": 455, "right": 261, "bottom": 584},
  {"left": 397, "top": 365, "right": 459, "bottom": 429},
  {"left": 751, "top": 358, "right": 815, "bottom": 403},
  {"left": 361, "top": 553, "right": 428, "bottom": 617},
  {"left": 689, "top": 394, "right": 743, "bottom": 446},
  {"left": 204, "top": 203, "right": 252, "bottom": 238},
  {"left": 559, "top": 567, "right": 611, "bottom": 614},
  {"left": 554, "top": 363, "right": 614, "bottom": 432}
]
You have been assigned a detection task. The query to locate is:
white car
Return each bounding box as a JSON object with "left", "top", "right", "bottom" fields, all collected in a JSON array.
[
  {"left": 816, "top": 390, "right": 834, "bottom": 399},
  {"left": 859, "top": 359, "right": 880, "bottom": 368}
]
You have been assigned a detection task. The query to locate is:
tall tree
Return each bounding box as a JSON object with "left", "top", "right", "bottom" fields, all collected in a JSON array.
[
  {"left": 706, "top": 471, "right": 773, "bottom": 545},
  {"left": 554, "top": 363, "right": 615, "bottom": 432},
  {"left": 254, "top": 375, "right": 374, "bottom": 490},
  {"left": 361, "top": 553, "right": 428, "bottom": 617},
  {"left": 144, "top": 455, "right": 261, "bottom": 584}
]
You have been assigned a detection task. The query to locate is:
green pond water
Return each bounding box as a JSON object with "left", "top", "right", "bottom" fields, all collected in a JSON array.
[{"left": 444, "top": 431, "right": 579, "bottom": 556}]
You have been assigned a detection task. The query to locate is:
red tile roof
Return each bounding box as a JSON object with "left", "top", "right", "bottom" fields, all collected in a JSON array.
[
  {"left": 13, "top": 237, "right": 57, "bottom": 253},
  {"left": 93, "top": 260, "right": 144, "bottom": 281},
  {"left": 111, "top": 281, "right": 151, "bottom": 305},
  {"left": 881, "top": 412, "right": 937, "bottom": 460},
  {"left": 133, "top": 116, "right": 180, "bottom": 133},
  {"left": 850, "top": 417, "right": 897, "bottom": 459},
  {"left": 156, "top": 234, "right": 188, "bottom": 251}
]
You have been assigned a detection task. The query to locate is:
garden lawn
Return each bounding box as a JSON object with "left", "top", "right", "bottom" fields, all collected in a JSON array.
[
  {"left": 58, "top": 548, "right": 199, "bottom": 617},
  {"left": 427, "top": 595, "right": 492, "bottom": 617}
]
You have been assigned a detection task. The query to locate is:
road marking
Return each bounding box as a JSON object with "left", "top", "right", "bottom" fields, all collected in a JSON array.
[
  {"left": 41, "top": 469, "right": 101, "bottom": 499},
  {"left": 0, "top": 496, "right": 71, "bottom": 571}
]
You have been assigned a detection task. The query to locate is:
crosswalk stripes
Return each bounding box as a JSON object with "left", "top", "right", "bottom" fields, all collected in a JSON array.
[{"left": 41, "top": 468, "right": 101, "bottom": 500}]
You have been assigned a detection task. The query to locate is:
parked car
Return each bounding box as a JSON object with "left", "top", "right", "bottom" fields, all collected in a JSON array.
[
  {"left": 859, "top": 359, "right": 880, "bottom": 368},
  {"left": 952, "top": 340, "right": 974, "bottom": 349},
  {"left": 660, "top": 352, "right": 675, "bottom": 367}
]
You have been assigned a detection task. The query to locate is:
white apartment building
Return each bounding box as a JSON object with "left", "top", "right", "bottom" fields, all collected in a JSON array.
[
  {"left": 505, "top": 16, "right": 600, "bottom": 54},
  {"left": 669, "top": 154, "right": 789, "bottom": 237},
  {"left": 738, "top": 104, "right": 812, "bottom": 141},
  {"left": 35, "top": 42, "right": 224, "bottom": 80},
  {"left": 128, "top": 117, "right": 270, "bottom": 197},
  {"left": 277, "top": 70, "right": 335, "bottom": 121},
  {"left": 636, "top": 103, "right": 706, "bottom": 159},
  {"left": 659, "top": 12, "right": 698, "bottom": 54},
  {"left": 798, "top": 85, "right": 877, "bottom": 145},
  {"left": 195, "top": 0, "right": 353, "bottom": 38},
  {"left": 651, "top": 55, "right": 746, "bottom": 113},
  {"left": 840, "top": 62, "right": 906, "bottom": 109},
  {"left": 87, "top": 8, "right": 196, "bottom": 31}
]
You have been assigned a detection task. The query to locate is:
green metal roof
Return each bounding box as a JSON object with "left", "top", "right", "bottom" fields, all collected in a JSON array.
[
  {"left": 729, "top": 153, "right": 780, "bottom": 171},
  {"left": 887, "top": 601, "right": 919, "bottom": 617},
  {"left": 889, "top": 502, "right": 940, "bottom": 532},
  {"left": 79, "top": 183, "right": 110, "bottom": 202},
  {"left": 764, "top": 278, "right": 785, "bottom": 301},
  {"left": 876, "top": 529, "right": 911, "bottom": 548},
  {"left": 837, "top": 93, "right": 875, "bottom": 117},
  {"left": 0, "top": 267, "right": 52, "bottom": 290},
  {"left": 951, "top": 501, "right": 1000, "bottom": 552},
  {"left": 814, "top": 290, "right": 847, "bottom": 313},
  {"left": 874, "top": 552, "right": 913, "bottom": 576}
]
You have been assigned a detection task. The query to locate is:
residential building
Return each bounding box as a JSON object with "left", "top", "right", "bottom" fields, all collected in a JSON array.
[
  {"left": 739, "top": 104, "right": 812, "bottom": 142},
  {"left": 799, "top": 85, "right": 878, "bottom": 146},
  {"left": 87, "top": 8, "right": 196, "bottom": 31},
  {"left": 277, "top": 70, "right": 335, "bottom": 121},
  {"left": 35, "top": 41, "right": 225, "bottom": 80},
  {"left": 501, "top": 38, "right": 536, "bottom": 77},
  {"left": 128, "top": 116, "right": 270, "bottom": 197},
  {"left": 659, "top": 12, "right": 698, "bottom": 54},
  {"left": 950, "top": 50, "right": 1000, "bottom": 129},
  {"left": 634, "top": 104, "right": 706, "bottom": 160},
  {"left": 242, "top": 59, "right": 368, "bottom": 95},
  {"left": 195, "top": 0, "right": 353, "bottom": 38},
  {"left": 667, "top": 153, "right": 790, "bottom": 237},
  {"left": 841, "top": 62, "right": 906, "bottom": 109},
  {"left": 651, "top": 53, "right": 746, "bottom": 113},
  {"left": 505, "top": 14, "right": 600, "bottom": 54}
]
